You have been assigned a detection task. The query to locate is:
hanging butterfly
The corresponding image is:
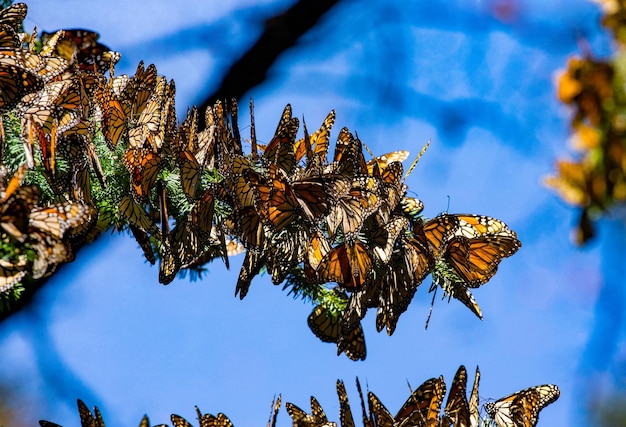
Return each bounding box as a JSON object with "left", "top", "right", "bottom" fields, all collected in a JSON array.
[
  {"left": 317, "top": 240, "right": 372, "bottom": 291},
  {"left": 484, "top": 384, "right": 560, "bottom": 427},
  {"left": 307, "top": 302, "right": 366, "bottom": 361},
  {"left": 123, "top": 147, "right": 161, "bottom": 203},
  {"left": 0, "top": 164, "right": 40, "bottom": 241},
  {"left": 261, "top": 104, "right": 299, "bottom": 178},
  {"left": 0, "top": 63, "right": 43, "bottom": 113}
]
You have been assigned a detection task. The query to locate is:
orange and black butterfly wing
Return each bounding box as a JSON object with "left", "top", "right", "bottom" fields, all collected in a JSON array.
[
  {"left": 337, "top": 380, "right": 355, "bottom": 427},
  {"left": 443, "top": 366, "right": 470, "bottom": 427},
  {"left": 368, "top": 391, "right": 394, "bottom": 427}
]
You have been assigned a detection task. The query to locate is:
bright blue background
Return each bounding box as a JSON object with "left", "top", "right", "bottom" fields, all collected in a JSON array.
[{"left": 0, "top": 1, "right": 620, "bottom": 426}]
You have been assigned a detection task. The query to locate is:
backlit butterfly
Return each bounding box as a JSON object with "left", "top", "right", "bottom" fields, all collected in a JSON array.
[
  {"left": 194, "top": 406, "right": 235, "bottom": 427},
  {"left": 317, "top": 240, "right": 372, "bottom": 291},
  {"left": 262, "top": 104, "right": 299, "bottom": 177},
  {"left": 266, "top": 394, "right": 281, "bottom": 427},
  {"left": 484, "top": 384, "right": 560, "bottom": 427},
  {"left": 442, "top": 365, "right": 470, "bottom": 427},
  {"left": 286, "top": 396, "right": 337, "bottom": 427},
  {"left": 123, "top": 147, "right": 161, "bottom": 203}
]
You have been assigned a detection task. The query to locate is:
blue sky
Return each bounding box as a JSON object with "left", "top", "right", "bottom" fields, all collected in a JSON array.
[{"left": 0, "top": 1, "right": 620, "bottom": 426}]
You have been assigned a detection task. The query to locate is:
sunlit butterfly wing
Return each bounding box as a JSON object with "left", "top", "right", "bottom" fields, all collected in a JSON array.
[
  {"left": 123, "top": 148, "right": 161, "bottom": 203},
  {"left": 318, "top": 240, "right": 372, "bottom": 291},
  {"left": 368, "top": 391, "right": 394, "bottom": 427},
  {"left": 423, "top": 214, "right": 460, "bottom": 259},
  {"left": 469, "top": 367, "right": 481, "bottom": 427},
  {"left": 443, "top": 366, "right": 470, "bottom": 427},
  {"left": 394, "top": 376, "right": 446, "bottom": 427},
  {"left": 0, "top": 3, "right": 27, "bottom": 31},
  {"left": 484, "top": 384, "right": 560, "bottom": 427}
]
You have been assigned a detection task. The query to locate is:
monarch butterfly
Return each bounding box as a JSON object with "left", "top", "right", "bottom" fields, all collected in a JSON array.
[
  {"left": 118, "top": 61, "right": 158, "bottom": 120},
  {"left": 317, "top": 240, "right": 372, "bottom": 291},
  {"left": 262, "top": 104, "right": 298, "bottom": 177},
  {"left": 286, "top": 396, "right": 335, "bottom": 427},
  {"left": 189, "top": 187, "right": 215, "bottom": 241},
  {"left": 119, "top": 195, "right": 159, "bottom": 234},
  {"left": 444, "top": 234, "right": 521, "bottom": 288},
  {"left": 294, "top": 110, "right": 335, "bottom": 172},
  {"left": 337, "top": 380, "right": 356, "bottom": 427},
  {"left": 365, "top": 150, "right": 410, "bottom": 175},
  {"left": 265, "top": 227, "right": 308, "bottom": 285},
  {"left": 93, "top": 83, "right": 125, "bottom": 148},
  {"left": 158, "top": 237, "right": 180, "bottom": 285},
  {"left": 0, "top": 3, "right": 27, "bottom": 32},
  {"left": 0, "top": 165, "right": 40, "bottom": 240},
  {"left": 128, "top": 223, "right": 155, "bottom": 265},
  {"left": 0, "top": 24, "right": 21, "bottom": 49},
  {"left": 373, "top": 250, "right": 425, "bottom": 336},
  {"left": 442, "top": 365, "right": 470, "bottom": 427},
  {"left": 422, "top": 214, "right": 461, "bottom": 259},
  {"left": 331, "top": 127, "right": 367, "bottom": 176},
  {"left": 0, "top": 64, "right": 43, "bottom": 113},
  {"left": 235, "top": 247, "right": 267, "bottom": 299},
  {"left": 469, "top": 366, "right": 481, "bottom": 427},
  {"left": 123, "top": 148, "right": 161, "bottom": 203},
  {"left": 484, "top": 384, "right": 560, "bottom": 427},
  {"left": 326, "top": 176, "right": 381, "bottom": 240},
  {"left": 452, "top": 214, "right": 518, "bottom": 239},
  {"left": 371, "top": 215, "right": 409, "bottom": 265},
  {"left": 29, "top": 203, "right": 96, "bottom": 240},
  {"left": 369, "top": 377, "right": 446, "bottom": 427},
  {"left": 307, "top": 303, "right": 366, "bottom": 361},
  {"left": 42, "top": 29, "right": 120, "bottom": 74},
  {"left": 193, "top": 407, "right": 235, "bottom": 427},
  {"left": 0, "top": 257, "right": 27, "bottom": 293}
]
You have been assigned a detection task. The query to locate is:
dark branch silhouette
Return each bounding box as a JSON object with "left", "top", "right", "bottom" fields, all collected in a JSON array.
[{"left": 198, "top": 0, "right": 342, "bottom": 127}]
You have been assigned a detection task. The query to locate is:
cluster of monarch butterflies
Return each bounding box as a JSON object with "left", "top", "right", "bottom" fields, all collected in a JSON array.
[
  {"left": 0, "top": 2, "right": 520, "bottom": 362},
  {"left": 39, "top": 366, "right": 559, "bottom": 427}
]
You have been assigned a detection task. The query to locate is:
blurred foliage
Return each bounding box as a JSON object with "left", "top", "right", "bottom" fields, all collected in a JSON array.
[{"left": 547, "top": 0, "right": 626, "bottom": 244}]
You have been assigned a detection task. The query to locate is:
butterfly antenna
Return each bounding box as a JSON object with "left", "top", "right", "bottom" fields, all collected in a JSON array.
[
  {"left": 425, "top": 284, "right": 438, "bottom": 330},
  {"left": 403, "top": 139, "right": 431, "bottom": 183},
  {"left": 249, "top": 98, "right": 258, "bottom": 160},
  {"left": 359, "top": 136, "right": 375, "bottom": 158}
]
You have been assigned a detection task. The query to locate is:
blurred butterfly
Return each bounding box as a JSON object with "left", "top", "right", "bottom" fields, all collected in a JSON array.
[
  {"left": 286, "top": 396, "right": 337, "bottom": 427},
  {"left": 41, "top": 29, "right": 120, "bottom": 74},
  {"left": 484, "top": 384, "right": 560, "bottom": 427},
  {"left": 307, "top": 303, "right": 366, "bottom": 361}
]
